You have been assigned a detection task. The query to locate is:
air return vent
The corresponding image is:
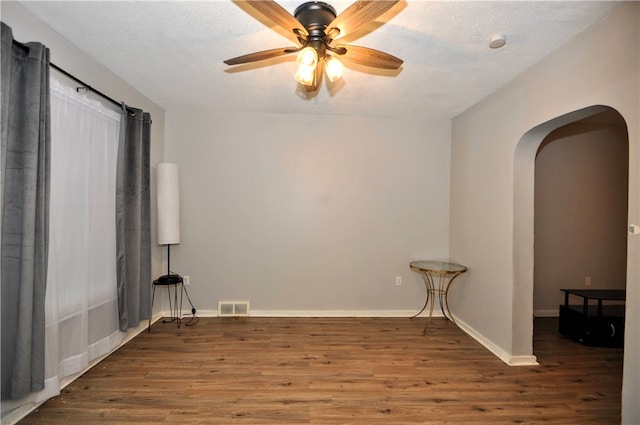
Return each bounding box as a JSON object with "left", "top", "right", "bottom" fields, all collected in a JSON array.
[{"left": 218, "top": 301, "right": 250, "bottom": 317}]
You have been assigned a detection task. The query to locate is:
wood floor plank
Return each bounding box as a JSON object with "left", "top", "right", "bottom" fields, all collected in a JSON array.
[{"left": 17, "top": 317, "right": 623, "bottom": 424}]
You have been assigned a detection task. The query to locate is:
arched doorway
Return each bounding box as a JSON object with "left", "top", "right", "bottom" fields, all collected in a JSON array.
[
  {"left": 533, "top": 109, "right": 628, "bottom": 324},
  {"left": 512, "top": 105, "right": 629, "bottom": 360}
]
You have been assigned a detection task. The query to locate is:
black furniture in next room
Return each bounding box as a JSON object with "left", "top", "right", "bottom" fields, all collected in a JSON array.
[{"left": 559, "top": 288, "right": 626, "bottom": 348}]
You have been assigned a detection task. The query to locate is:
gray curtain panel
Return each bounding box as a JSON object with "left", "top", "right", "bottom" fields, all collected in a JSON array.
[
  {"left": 116, "top": 105, "right": 151, "bottom": 331},
  {"left": 0, "top": 22, "right": 50, "bottom": 400}
]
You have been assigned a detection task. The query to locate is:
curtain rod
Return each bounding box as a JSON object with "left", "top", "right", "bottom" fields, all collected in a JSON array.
[
  {"left": 50, "top": 63, "right": 136, "bottom": 116},
  {"left": 11, "top": 38, "right": 134, "bottom": 114},
  {"left": 50, "top": 62, "right": 130, "bottom": 112}
]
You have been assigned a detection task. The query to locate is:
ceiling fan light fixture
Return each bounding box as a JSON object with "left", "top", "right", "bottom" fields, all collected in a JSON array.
[
  {"left": 324, "top": 56, "right": 344, "bottom": 82},
  {"left": 225, "top": 0, "right": 403, "bottom": 94}
]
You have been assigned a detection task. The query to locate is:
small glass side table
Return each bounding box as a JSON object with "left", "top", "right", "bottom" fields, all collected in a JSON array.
[{"left": 410, "top": 260, "right": 467, "bottom": 333}]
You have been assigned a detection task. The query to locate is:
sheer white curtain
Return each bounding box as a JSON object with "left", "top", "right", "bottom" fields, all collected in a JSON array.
[
  {"left": 48, "top": 75, "right": 124, "bottom": 376},
  {"left": 2, "top": 75, "right": 124, "bottom": 417}
]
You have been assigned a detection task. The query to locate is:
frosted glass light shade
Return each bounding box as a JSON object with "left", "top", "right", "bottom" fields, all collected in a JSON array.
[
  {"left": 295, "top": 47, "right": 318, "bottom": 86},
  {"left": 157, "top": 163, "right": 180, "bottom": 245},
  {"left": 295, "top": 64, "right": 316, "bottom": 86},
  {"left": 324, "top": 56, "right": 344, "bottom": 82},
  {"left": 296, "top": 46, "right": 317, "bottom": 67}
]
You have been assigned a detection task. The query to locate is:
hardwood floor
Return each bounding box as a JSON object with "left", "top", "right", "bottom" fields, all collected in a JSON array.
[{"left": 18, "top": 317, "right": 623, "bottom": 424}]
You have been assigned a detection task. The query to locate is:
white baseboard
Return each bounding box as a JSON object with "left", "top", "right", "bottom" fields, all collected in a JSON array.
[
  {"left": 454, "top": 315, "right": 539, "bottom": 366},
  {"left": 190, "top": 309, "right": 440, "bottom": 318},
  {"left": 251, "top": 309, "right": 427, "bottom": 317},
  {"left": 534, "top": 309, "right": 559, "bottom": 317}
]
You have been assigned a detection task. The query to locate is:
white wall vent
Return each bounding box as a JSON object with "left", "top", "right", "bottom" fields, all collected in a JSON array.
[{"left": 218, "top": 301, "right": 250, "bottom": 317}]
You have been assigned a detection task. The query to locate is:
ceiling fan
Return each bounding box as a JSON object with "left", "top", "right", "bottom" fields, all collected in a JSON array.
[{"left": 224, "top": 0, "right": 403, "bottom": 93}]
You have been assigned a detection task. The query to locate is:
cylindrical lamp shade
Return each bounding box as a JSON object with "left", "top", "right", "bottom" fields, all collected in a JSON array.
[{"left": 157, "top": 163, "right": 180, "bottom": 245}]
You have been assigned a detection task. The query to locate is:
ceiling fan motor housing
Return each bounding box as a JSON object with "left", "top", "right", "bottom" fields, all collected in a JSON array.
[{"left": 294, "top": 1, "right": 337, "bottom": 40}]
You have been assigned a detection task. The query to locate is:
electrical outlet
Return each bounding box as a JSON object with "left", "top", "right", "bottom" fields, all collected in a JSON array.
[
  {"left": 395, "top": 276, "right": 402, "bottom": 286},
  {"left": 183, "top": 275, "right": 190, "bottom": 286},
  {"left": 585, "top": 276, "right": 591, "bottom": 286}
]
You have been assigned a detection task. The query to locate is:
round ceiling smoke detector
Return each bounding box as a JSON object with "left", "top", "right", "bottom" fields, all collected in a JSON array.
[{"left": 489, "top": 34, "right": 507, "bottom": 49}]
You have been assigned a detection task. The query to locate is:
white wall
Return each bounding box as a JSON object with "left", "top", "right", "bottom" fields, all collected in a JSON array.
[
  {"left": 165, "top": 111, "right": 451, "bottom": 315},
  {"left": 1, "top": 1, "right": 167, "bottom": 308},
  {"left": 450, "top": 3, "right": 639, "bottom": 423}
]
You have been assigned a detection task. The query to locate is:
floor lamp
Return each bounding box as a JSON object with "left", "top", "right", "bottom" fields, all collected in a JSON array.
[
  {"left": 151, "top": 163, "right": 198, "bottom": 329},
  {"left": 157, "top": 162, "right": 181, "bottom": 282}
]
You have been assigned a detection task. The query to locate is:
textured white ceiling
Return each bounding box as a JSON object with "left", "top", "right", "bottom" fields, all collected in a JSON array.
[{"left": 20, "top": 0, "right": 620, "bottom": 119}]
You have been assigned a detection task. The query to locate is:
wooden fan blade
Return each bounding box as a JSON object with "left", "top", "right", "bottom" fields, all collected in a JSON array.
[
  {"left": 337, "top": 44, "right": 403, "bottom": 69},
  {"left": 242, "top": 0, "right": 308, "bottom": 38},
  {"left": 326, "top": 0, "right": 399, "bottom": 40},
  {"left": 224, "top": 47, "right": 299, "bottom": 65}
]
